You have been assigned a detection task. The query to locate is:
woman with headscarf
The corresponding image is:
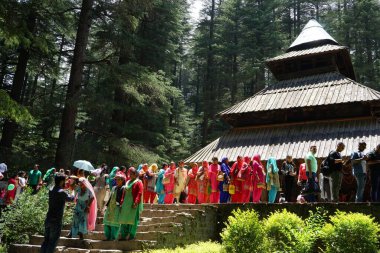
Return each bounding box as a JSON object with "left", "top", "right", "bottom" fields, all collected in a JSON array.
[
  {"left": 118, "top": 168, "right": 143, "bottom": 240},
  {"left": 164, "top": 162, "right": 176, "bottom": 204},
  {"left": 219, "top": 157, "right": 231, "bottom": 203},
  {"left": 103, "top": 172, "right": 125, "bottom": 240},
  {"left": 144, "top": 163, "right": 158, "bottom": 203},
  {"left": 266, "top": 157, "right": 280, "bottom": 203},
  {"left": 241, "top": 156, "right": 252, "bottom": 203},
  {"left": 43, "top": 168, "right": 57, "bottom": 189},
  {"left": 230, "top": 156, "right": 244, "bottom": 203},
  {"left": 187, "top": 163, "right": 199, "bottom": 204},
  {"left": 174, "top": 161, "right": 187, "bottom": 203},
  {"left": 68, "top": 178, "right": 97, "bottom": 239},
  {"left": 208, "top": 157, "right": 220, "bottom": 203},
  {"left": 156, "top": 163, "right": 167, "bottom": 204},
  {"left": 108, "top": 166, "right": 119, "bottom": 189},
  {"left": 252, "top": 154, "right": 266, "bottom": 203},
  {"left": 94, "top": 166, "right": 108, "bottom": 213},
  {"left": 5, "top": 174, "right": 18, "bottom": 205},
  {"left": 196, "top": 161, "right": 210, "bottom": 204}
]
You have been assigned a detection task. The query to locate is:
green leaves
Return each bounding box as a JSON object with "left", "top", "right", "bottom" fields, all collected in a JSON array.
[
  {"left": 0, "top": 90, "right": 33, "bottom": 124},
  {"left": 221, "top": 209, "right": 268, "bottom": 253},
  {"left": 221, "top": 208, "right": 380, "bottom": 253},
  {"left": 0, "top": 187, "right": 73, "bottom": 246},
  {"left": 320, "top": 211, "right": 380, "bottom": 253}
]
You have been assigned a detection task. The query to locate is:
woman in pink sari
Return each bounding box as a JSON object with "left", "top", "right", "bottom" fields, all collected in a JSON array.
[
  {"left": 196, "top": 161, "right": 209, "bottom": 204},
  {"left": 252, "top": 154, "right": 266, "bottom": 203},
  {"left": 187, "top": 163, "right": 199, "bottom": 204},
  {"left": 209, "top": 157, "right": 220, "bottom": 203},
  {"left": 164, "top": 162, "right": 176, "bottom": 204},
  {"left": 230, "top": 156, "right": 243, "bottom": 203},
  {"left": 241, "top": 156, "right": 252, "bottom": 203}
]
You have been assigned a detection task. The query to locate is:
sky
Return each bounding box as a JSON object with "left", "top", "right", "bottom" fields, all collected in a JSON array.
[{"left": 189, "top": 0, "right": 203, "bottom": 22}]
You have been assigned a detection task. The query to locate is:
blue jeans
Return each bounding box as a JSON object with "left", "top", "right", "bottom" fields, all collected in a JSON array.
[
  {"left": 40, "top": 220, "right": 62, "bottom": 253},
  {"left": 305, "top": 172, "right": 317, "bottom": 202},
  {"left": 371, "top": 169, "right": 380, "bottom": 202},
  {"left": 354, "top": 173, "right": 366, "bottom": 202}
]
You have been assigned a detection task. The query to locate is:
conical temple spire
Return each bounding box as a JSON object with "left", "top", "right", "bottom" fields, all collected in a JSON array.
[{"left": 287, "top": 19, "right": 339, "bottom": 52}]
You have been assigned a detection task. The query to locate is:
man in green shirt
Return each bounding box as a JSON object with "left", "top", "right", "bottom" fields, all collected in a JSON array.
[
  {"left": 28, "top": 164, "right": 42, "bottom": 194},
  {"left": 304, "top": 145, "right": 318, "bottom": 202}
]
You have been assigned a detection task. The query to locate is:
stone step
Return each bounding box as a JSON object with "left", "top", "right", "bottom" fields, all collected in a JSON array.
[
  {"left": 140, "top": 213, "right": 194, "bottom": 225},
  {"left": 29, "top": 235, "right": 155, "bottom": 252},
  {"left": 60, "top": 230, "right": 171, "bottom": 241},
  {"left": 65, "top": 221, "right": 182, "bottom": 233},
  {"left": 9, "top": 244, "right": 136, "bottom": 253},
  {"left": 143, "top": 204, "right": 212, "bottom": 211},
  {"left": 141, "top": 209, "right": 204, "bottom": 218},
  {"left": 96, "top": 208, "right": 203, "bottom": 224},
  {"left": 138, "top": 222, "right": 183, "bottom": 232}
]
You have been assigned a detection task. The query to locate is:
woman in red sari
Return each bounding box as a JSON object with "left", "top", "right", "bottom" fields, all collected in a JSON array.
[
  {"left": 209, "top": 157, "right": 220, "bottom": 203},
  {"left": 5, "top": 174, "right": 18, "bottom": 205},
  {"left": 196, "top": 161, "right": 209, "bottom": 204},
  {"left": 187, "top": 163, "right": 199, "bottom": 204},
  {"left": 252, "top": 154, "right": 266, "bottom": 203},
  {"left": 164, "top": 162, "right": 176, "bottom": 204},
  {"left": 230, "top": 156, "right": 244, "bottom": 203},
  {"left": 241, "top": 156, "right": 252, "bottom": 203}
]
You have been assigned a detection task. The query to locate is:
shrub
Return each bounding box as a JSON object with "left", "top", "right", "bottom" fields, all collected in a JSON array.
[
  {"left": 320, "top": 211, "right": 380, "bottom": 253},
  {"left": 221, "top": 209, "right": 267, "bottom": 253},
  {"left": 0, "top": 187, "right": 73, "bottom": 246},
  {"left": 264, "top": 209, "right": 314, "bottom": 253},
  {"left": 149, "top": 241, "right": 223, "bottom": 253},
  {"left": 304, "top": 207, "right": 328, "bottom": 252},
  {"left": 0, "top": 244, "right": 6, "bottom": 253}
]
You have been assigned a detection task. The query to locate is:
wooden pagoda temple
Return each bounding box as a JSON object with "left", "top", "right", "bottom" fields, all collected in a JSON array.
[{"left": 185, "top": 20, "right": 380, "bottom": 163}]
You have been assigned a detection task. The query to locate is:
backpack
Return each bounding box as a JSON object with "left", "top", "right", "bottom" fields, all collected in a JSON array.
[{"left": 321, "top": 151, "right": 333, "bottom": 175}]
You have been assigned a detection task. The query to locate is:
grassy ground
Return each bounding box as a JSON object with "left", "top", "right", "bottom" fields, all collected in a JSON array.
[{"left": 147, "top": 241, "right": 223, "bottom": 253}]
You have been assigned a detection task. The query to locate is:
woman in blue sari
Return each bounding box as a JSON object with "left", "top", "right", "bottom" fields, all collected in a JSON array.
[
  {"left": 219, "top": 157, "right": 231, "bottom": 203},
  {"left": 68, "top": 178, "right": 97, "bottom": 239},
  {"left": 266, "top": 157, "right": 280, "bottom": 203},
  {"left": 155, "top": 163, "right": 167, "bottom": 204}
]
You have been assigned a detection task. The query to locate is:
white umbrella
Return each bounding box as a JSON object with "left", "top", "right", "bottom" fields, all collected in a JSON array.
[
  {"left": 0, "top": 163, "right": 7, "bottom": 173},
  {"left": 73, "top": 160, "right": 95, "bottom": 172}
]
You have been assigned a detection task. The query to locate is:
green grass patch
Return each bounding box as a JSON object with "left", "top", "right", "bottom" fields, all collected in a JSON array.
[{"left": 147, "top": 241, "right": 223, "bottom": 253}]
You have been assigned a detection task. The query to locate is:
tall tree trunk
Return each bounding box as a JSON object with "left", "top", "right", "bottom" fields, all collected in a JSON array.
[
  {"left": 0, "top": 47, "right": 31, "bottom": 159},
  {"left": 0, "top": 55, "right": 8, "bottom": 88},
  {"left": 201, "top": 0, "right": 216, "bottom": 146},
  {"left": 195, "top": 63, "right": 200, "bottom": 115},
  {"left": 230, "top": 1, "right": 240, "bottom": 104},
  {"left": 50, "top": 36, "right": 65, "bottom": 105},
  {"left": 55, "top": 0, "right": 94, "bottom": 168},
  {"left": 0, "top": 11, "right": 36, "bottom": 161}
]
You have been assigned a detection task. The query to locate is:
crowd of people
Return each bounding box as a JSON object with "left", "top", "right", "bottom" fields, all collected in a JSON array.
[
  {"left": 1, "top": 141, "right": 380, "bottom": 208},
  {"left": 0, "top": 141, "right": 379, "bottom": 253}
]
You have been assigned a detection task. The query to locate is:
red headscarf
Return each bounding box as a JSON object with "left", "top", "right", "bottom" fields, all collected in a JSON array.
[{"left": 252, "top": 154, "right": 263, "bottom": 167}]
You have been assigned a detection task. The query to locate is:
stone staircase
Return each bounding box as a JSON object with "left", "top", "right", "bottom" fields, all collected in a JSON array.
[{"left": 9, "top": 204, "right": 218, "bottom": 253}]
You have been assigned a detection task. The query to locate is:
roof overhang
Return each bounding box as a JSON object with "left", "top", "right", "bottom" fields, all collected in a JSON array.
[{"left": 185, "top": 117, "right": 380, "bottom": 163}]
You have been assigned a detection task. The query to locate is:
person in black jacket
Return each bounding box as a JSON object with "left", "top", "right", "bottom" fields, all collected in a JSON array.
[
  {"left": 326, "top": 142, "right": 345, "bottom": 202},
  {"left": 281, "top": 155, "right": 297, "bottom": 202},
  {"left": 40, "top": 173, "right": 74, "bottom": 253}
]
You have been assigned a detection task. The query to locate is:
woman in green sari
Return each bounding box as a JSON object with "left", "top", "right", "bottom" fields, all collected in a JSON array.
[
  {"left": 103, "top": 171, "right": 126, "bottom": 241},
  {"left": 108, "top": 166, "right": 119, "bottom": 189},
  {"left": 118, "top": 167, "right": 143, "bottom": 240}
]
